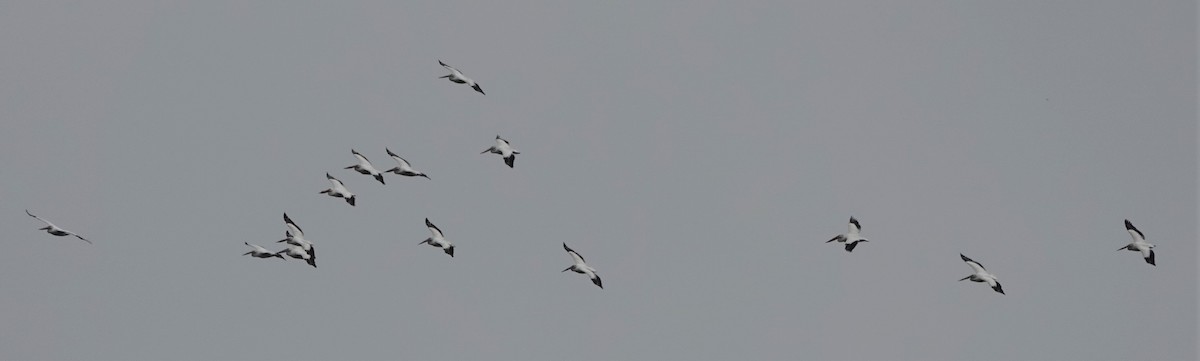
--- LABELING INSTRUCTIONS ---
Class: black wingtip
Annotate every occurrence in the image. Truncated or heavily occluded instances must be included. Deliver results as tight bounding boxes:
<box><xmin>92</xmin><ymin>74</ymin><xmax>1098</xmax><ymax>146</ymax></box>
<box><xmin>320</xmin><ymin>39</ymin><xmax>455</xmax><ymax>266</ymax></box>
<box><xmin>375</xmin><ymin>173</ymin><xmax>385</xmax><ymax>185</ymax></box>
<box><xmin>473</xmin><ymin>84</ymin><xmax>484</xmax><ymax>95</ymax></box>
<box><xmin>1124</xmin><ymin>219</ymin><xmax>1134</xmax><ymax>229</ymax></box>
<box><xmin>504</xmin><ymin>155</ymin><xmax>515</xmax><ymax>168</ymax></box>
<box><xmin>446</xmin><ymin>246</ymin><xmax>455</xmax><ymax>257</ymax></box>
<box><xmin>346</xmin><ymin>196</ymin><xmax>356</xmax><ymax>206</ymax></box>
<box><xmin>386</xmin><ymin>148</ymin><xmax>397</xmax><ymax>157</ymax></box>
<box><xmin>593</xmin><ymin>276</ymin><xmax>603</xmax><ymax>289</ymax></box>
<box><xmin>563</xmin><ymin>242</ymin><xmax>572</xmax><ymax>252</ymax></box>
<box><xmin>1146</xmin><ymin>250</ymin><xmax>1156</xmax><ymax>266</ymax></box>
<box><xmin>844</xmin><ymin>241</ymin><xmax>859</xmax><ymax>252</ymax></box>
<box><xmin>425</xmin><ymin>218</ymin><xmax>434</xmax><ymax>227</ymax></box>
<box><xmin>960</xmin><ymin>253</ymin><xmax>970</xmax><ymax>262</ymax></box>
<box><xmin>993</xmin><ymin>283</ymin><xmax>1005</xmax><ymax>295</ymax></box>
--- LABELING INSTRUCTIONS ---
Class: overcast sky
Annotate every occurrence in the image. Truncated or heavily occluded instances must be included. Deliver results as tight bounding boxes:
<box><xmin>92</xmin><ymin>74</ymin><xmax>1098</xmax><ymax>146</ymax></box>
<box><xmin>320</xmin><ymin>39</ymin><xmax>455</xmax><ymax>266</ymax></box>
<box><xmin>0</xmin><ymin>1</ymin><xmax>1195</xmax><ymax>360</ymax></box>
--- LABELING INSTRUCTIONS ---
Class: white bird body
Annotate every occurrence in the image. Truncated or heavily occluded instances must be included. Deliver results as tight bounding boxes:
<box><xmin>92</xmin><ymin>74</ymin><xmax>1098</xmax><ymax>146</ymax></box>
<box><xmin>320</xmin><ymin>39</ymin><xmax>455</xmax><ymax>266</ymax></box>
<box><xmin>1119</xmin><ymin>219</ymin><xmax>1156</xmax><ymax>266</ymax></box>
<box><xmin>26</xmin><ymin>209</ymin><xmax>91</xmax><ymax>244</ymax></box>
<box><xmin>385</xmin><ymin>148</ymin><xmax>429</xmax><ymax>179</ymax></box>
<box><xmin>481</xmin><ymin>135</ymin><xmax>520</xmax><ymax>168</ymax></box>
<box><xmin>959</xmin><ymin>253</ymin><xmax>1004</xmax><ymax>294</ymax></box>
<box><xmin>277</xmin><ymin>245</ymin><xmax>315</xmax><ymax>267</ymax></box>
<box><xmin>562</xmin><ymin>243</ymin><xmax>603</xmax><ymax>289</ymax></box>
<box><xmin>278</xmin><ymin>213</ymin><xmax>316</xmax><ymax>267</ymax></box>
<box><xmin>826</xmin><ymin>216</ymin><xmax>868</xmax><ymax>252</ymax></box>
<box><xmin>439</xmin><ymin>60</ymin><xmax>485</xmax><ymax>95</ymax></box>
<box><xmin>319</xmin><ymin>173</ymin><xmax>356</xmax><ymax>206</ymax></box>
<box><xmin>346</xmin><ymin>149</ymin><xmax>386</xmax><ymax>185</ymax></box>
<box><xmin>419</xmin><ymin>218</ymin><xmax>455</xmax><ymax>257</ymax></box>
<box><xmin>244</xmin><ymin>242</ymin><xmax>284</xmax><ymax>259</ymax></box>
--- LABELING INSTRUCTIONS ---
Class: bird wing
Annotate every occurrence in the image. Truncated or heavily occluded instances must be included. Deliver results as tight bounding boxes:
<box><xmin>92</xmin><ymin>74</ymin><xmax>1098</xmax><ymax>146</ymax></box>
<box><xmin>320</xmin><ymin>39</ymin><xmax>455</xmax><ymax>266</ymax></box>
<box><xmin>352</xmin><ymin>150</ymin><xmax>372</xmax><ymax>166</ymax></box>
<box><xmin>327</xmin><ymin>174</ymin><xmax>346</xmax><ymax>188</ymax></box>
<box><xmin>439</xmin><ymin>60</ymin><xmax>463</xmax><ymax>77</ymax></box>
<box><xmin>848</xmin><ymin>217</ymin><xmax>861</xmax><ymax>234</ymax></box>
<box><xmin>1125</xmin><ymin>219</ymin><xmax>1145</xmax><ymax>242</ymax></box>
<box><xmin>25</xmin><ymin>210</ymin><xmax>55</xmax><ymax>227</ymax></box>
<box><xmin>283</xmin><ymin>213</ymin><xmax>304</xmax><ymax>237</ymax></box>
<box><xmin>426</xmin><ymin>218</ymin><xmax>444</xmax><ymax>239</ymax></box>
<box><xmin>564</xmin><ymin>243</ymin><xmax>587</xmax><ymax>264</ymax></box>
<box><xmin>1138</xmin><ymin>245</ymin><xmax>1152</xmax><ymax>259</ymax></box>
<box><xmin>961</xmin><ymin>253</ymin><xmax>987</xmax><ymax>273</ymax></box>
<box><xmin>74</xmin><ymin>234</ymin><xmax>92</xmax><ymax>244</ymax></box>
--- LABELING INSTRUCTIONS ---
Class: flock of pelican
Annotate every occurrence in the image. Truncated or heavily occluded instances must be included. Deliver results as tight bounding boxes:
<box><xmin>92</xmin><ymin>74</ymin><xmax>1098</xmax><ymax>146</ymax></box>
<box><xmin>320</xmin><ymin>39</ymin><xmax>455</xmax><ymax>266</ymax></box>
<box><xmin>25</xmin><ymin>61</ymin><xmax>1162</xmax><ymax>292</ymax></box>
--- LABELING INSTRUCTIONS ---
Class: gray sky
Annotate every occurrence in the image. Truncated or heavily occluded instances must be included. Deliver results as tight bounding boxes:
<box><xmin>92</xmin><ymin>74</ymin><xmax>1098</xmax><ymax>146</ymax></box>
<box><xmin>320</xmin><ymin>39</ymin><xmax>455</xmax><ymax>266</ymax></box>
<box><xmin>0</xmin><ymin>1</ymin><xmax>1195</xmax><ymax>360</ymax></box>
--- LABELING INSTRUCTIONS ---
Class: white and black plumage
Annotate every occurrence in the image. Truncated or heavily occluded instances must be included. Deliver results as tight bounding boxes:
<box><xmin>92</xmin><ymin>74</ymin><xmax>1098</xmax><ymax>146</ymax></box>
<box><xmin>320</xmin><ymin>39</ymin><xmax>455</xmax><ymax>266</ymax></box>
<box><xmin>345</xmin><ymin>149</ymin><xmax>386</xmax><ymax>185</ymax></box>
<box><xmin>25</xmin><ymin>209</ymin><xmax>91</xmax><ymax>244</ymax></box>
<box><xmin>277</xmin><ymin>213</ymin><xmax>316</xmax><ymax>267</ymax></box>
<box><xmin>959</xmin><ymin>254</ymin><xmax>1004</xmax><ymax>295</ymax></box>
<box><xmin>562</xmin><ymin>243</ymin><xmax>602</xmax><ymax>289</ymax></box>
<box><xmin>1119</xmin><ymin>219</ymin><xmax>1156</xmax><ymax>266</ymax></box>
<box><xmin>319</xmin><ymin>172</ymin><xmax>356</xmax><ymax>206</ymax></box>
<box><xmin>826</xmin><ymin>216</ymin><xmax>868</xmax><ymax>252</ymax></box>
<box><xmin>481</xmin><ymin>135</ymin><xmax>520</xmax><ymax>168</ymax></box>
<box><xmin>384</xmin><ymin>148</ymin><xmax>429</xmax><ymax>179</ymax></box>
<box><xmin>244</xmin><ymin>242</ymin><xmax>284</xmax><ymax>259</ymax></box>
<box><xmin>438</xmin><ymin>60</ymin><xmax>484</xmax><ymax>95</ymax></box>
<box><xmin>419</xmin><ymin>218</ymin><xmax>455</xmax><ymax>257</ymax></box>
<box><xmin>276</xmin><ymin>245</ymin><xmax>315</xmax><ymax>268</ymax></box>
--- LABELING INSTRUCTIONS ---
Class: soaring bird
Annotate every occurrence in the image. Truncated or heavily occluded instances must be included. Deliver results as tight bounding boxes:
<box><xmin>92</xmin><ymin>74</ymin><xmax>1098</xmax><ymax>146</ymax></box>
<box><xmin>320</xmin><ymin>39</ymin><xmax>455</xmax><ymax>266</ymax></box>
<box><xmin>562</xmin><ymin>243</ymin><xmax>603</xmax><ymax>289</ymax></box>
<box><xmin>384</xmin><ymin>148</ymin><xmax>430</xmax><ymax>179</ymax></box>
<box><xmin>319</xmin><ymin>173</ymin><xmax>357</xmax><ymax>206</ymax></box>
<box><xmin>1118</xmin><ymin>219</ymin><xmax>1156</xmax><ymax>266</ymax></box>
<box><xmin>481</xmin><ymin>135</ymin><xmax>520</xmax><ymax>168</ymax></box>
<box><xmin>438</xmin><ymin>60</ymin><xmax>485</xmax><ymax>95</ymax></box>
<box><xmin>959</xmin><ymin>253</ymin><xmax>1004</xmax><ymax>295</ymax></box>
<box><xmin>277</xmin><ymin>213</ymin><xmax>316</xmax><ymax>267</ymax></box>
<box><xmin>826</xmin><ymin>216</ymin><xmax>868</xmax><ymax>252</ymax></box>
<box><xmin>277</xmin><ymin>245</ymin><xmax>315</xmax><ymax>268</ymax></box>
<box><xmin>244</xmin><ymin>242</ymin><xmax>284</xmax><ymax>259</ymax></box>
<box><xmin>419</xmin><ymin>218</ymin><xmax>455</xmax><ymax>257</ymax></box>
<box><xmin>346</xmin><ymin>149</ymin><xmax>386</xmax><ymax>185</ymax></box>
<box><xmin>25</xmin><ymin>209</ymin><xmax>91</xmax><ymax>244</ymax></box>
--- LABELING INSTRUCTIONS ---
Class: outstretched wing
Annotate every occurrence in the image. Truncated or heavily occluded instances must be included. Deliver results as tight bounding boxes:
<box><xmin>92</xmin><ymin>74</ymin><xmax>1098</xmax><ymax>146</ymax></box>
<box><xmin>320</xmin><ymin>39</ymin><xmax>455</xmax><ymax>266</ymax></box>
<box><xmin>25</xmin><ymin>209</ymin><xmax>54</xmax><ymax>227</ymax></box>
<box><xmin>961</xmin><ymin>253</ymin><xmax>986</xmax><ymax>273</ymax></box>
<box><xmin>564</xmin><ymin>243</ymin><xmax>587</xmax><ymax>264</ymax></box>
<box><xmin>848</xmin><ymin>217</ymin><xmax>862</xmax><ymax>234</ymax></box>
<box><xmin>284</xmin><ymin>213</ymin><xmax>304</xmax><ymax>237</ymax></box>
<box><xmin>352</xmin><ymin>149</ymin><xmax>372</xmax><ymax>166</ymax></box>
<box><xmin>1125</xmin><ymin>219</ymin><xmax>1145</xmax><ymax>242</ymax></box>
<box><xmin>426</xmin><ymin>218</ymin><xmax>444</xmax><ymax>238</ymax></box>
<box><xmin>386</xmin><ymin>148</ymin><xmax>413</xmax><ymax>168</ymax></box>
<box><xmin>439</xmin><ymin>60</ymin><xmax>463</xmax><ymax>76</ymax></box>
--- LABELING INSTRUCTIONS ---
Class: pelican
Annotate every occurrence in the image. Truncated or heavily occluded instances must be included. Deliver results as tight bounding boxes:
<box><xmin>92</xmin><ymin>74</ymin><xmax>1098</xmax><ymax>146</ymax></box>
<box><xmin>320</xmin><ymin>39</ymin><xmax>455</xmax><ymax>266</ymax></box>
<box><xmin>826</xmin><ymin>216</ymin><xmax>868</xmax><ymax>252</ymax></box>
<box><xmin>481</xmin><ymin>135</ymin><xmax>519</xmax><ymax>168</ymax></box>
<box><xmin>345</xmin><ymin>149</ymin><xmax>386</xmax><ymax>185</ymax></box>
<box><xmin>384</xmin><ymin>148</ymin><xmax>430</xmax><ymax>179</ymax></box>
<box><xmin>319</xmin><ymin>172</ymin><xmax>356</xmax><ymax>206</ymax></box>
<box><xmin>959</xmin><ymin>254</ymin><xmax>1004</xmax><ymax>295</ymax></box>
<box><xmin>419</xmin><ymin>218</ymin><xmax>455</xmax><ymax>257</ymax></box>
<box><xmin>277</xmin><ymin>213</ymin><xmax>316</xmax><ymax>267</ymax></box>
<box><xmin>1118</xmin><ymin>219</ymin><xmax>1155</xmax><ymax>266</ymax></box>
<box><xmin>25</xmin><ymin>209</ymin><xmax>91</xmax><ymax>244</ymax></box>
<box><xmin>438</xmin><ymin>60</ymin><xmax>484</xmax><ymax>95</ymax></box>
<box><xmin>244</xmin><ymin>242</ymin><xmax>284</xmax><ymax>259</ymax></box>
<box><xmin>562</xmin><ymin>243</ymin><xmax>602</xmax><ymax>289</ymax></box>
<box><xmin>276</xmin><ymin>245</ymin><xmax>315</xmax><ymax>267</ymax></box>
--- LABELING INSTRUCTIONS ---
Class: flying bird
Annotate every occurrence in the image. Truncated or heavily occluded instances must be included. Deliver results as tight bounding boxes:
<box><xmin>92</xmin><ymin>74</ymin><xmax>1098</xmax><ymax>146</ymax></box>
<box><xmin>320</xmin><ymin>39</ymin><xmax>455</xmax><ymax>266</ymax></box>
<box><xmin>319</xmin><ymin>173</ymin><xmax>357</xmax><ymax>206</ymax></box>
<box><xmin>244</xmin><ymin>242</ymin><xmax>284</xmax><ymax>259</ymax></box>
<box><xmin>384</xmin><ymin>148</ymin><xmax>430</xmax><ymax>179</ymax></box>
<box><xmin>438</xmin><ymin>60</ymin><xmax>485</xmax><ymax>95</ymax></box>
<box><xmin>562</xmin><ymin>243</ymin><xmax>603</xmax><ymax>289</ymax></box>
<box><xmin>346</xmin><ymin>149</ymin><xmax>386</xmax><ymax>185</ymax></box>
<box><xmin>277</xmin><ymin>213</ymin><xmax>316</xmax><ymax>267</ymax></box>
<box><xmin>481</xmin><ymin>135</ymin><xmax>520</xmax><ymax>168</ymax></box>
<box><xmin>1118</xmin><ymin>219</ymin><xmax>1155</xmax><ymax>266</ymax></box>
<box><xmin>277</xmin><ymin>245</ymin><xmax>315</xmax><ymax>267</ymax></box>
<box><xmin>25</xmin><ymin>209</ymin><xmax>91</xmax><ymax>244</ymax></box>
<box><xmin>419</xmin><ymin>218</ymin><xmax>455</xmax><ymax>257</ymax></box>
<box><xmin>826</xmin><ymin>216</ymin><xmax>868</xmax><ymax>252</ymax></box>
<box><xmin>959</xmin><ymin>253</ymin><xmax>1004</xmax><ymax>295</ymax></box>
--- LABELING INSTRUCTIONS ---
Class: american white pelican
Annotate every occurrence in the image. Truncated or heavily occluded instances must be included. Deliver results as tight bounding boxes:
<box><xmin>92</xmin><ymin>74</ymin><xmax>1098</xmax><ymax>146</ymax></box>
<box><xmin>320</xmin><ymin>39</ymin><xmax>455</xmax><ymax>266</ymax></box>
<box><xmin>277</xmin><ymin>245</ymin><xmax>315</xmax><ymax>267</ymax></box>
<box><xmin>959</xmin><ymin>253</ymin><xmax>1004</xmax><ymax>295</ymax></box>
<box><xmin>562</xmin><ymin>243</ymin><xmax>602</xmax><ymax>289</ymax></box>
<box><xmin>826</xmin><ymin>216</ymin><xmax>868</xmax><ymax>252</ymax></box>
<box><xmin>346</xmin><ymin>149</ymin><xmax>386</xmax><ymax>185</ymax></box>
<box><xmin>244</xmin><ymin>242</ymin><xmax>284</xmax><ymax>259</ymax></box>
<box><xmin>438</xmin><ymin>60</ymin><xmax>485</xmax><ymax>95</ymax></box>
<box><xmin>1119</xmin><ymin>219</ymin><xmax>1156</xmax><ymax>266</ymax></box>
<box><xmin>481</xmin><ymin>135</ymin><xmax>519</xmax><ymax>168</ymax></box>
<box><xmin>319</xmin><ymin>173</ymin><xmax>356</xmax><ymax>206</ymax></box>
<box><xmin>384</xmin><ymin>148</ymin><xmax>429</xmax><ymax>179</ymax></box>
<box><xmin>419</xmin><ymin>218</ymin><xmax>455</xmax><ymax>257</ymax></box>
<box><xmin>278</xmin><ymin>213</ymin><xmax>316</xmax><ymax>267</ymax></box>
<box><xmin>25</xmin><ymin>209</ymin><xmax>91</xmax><ymax>244</ymax></box>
